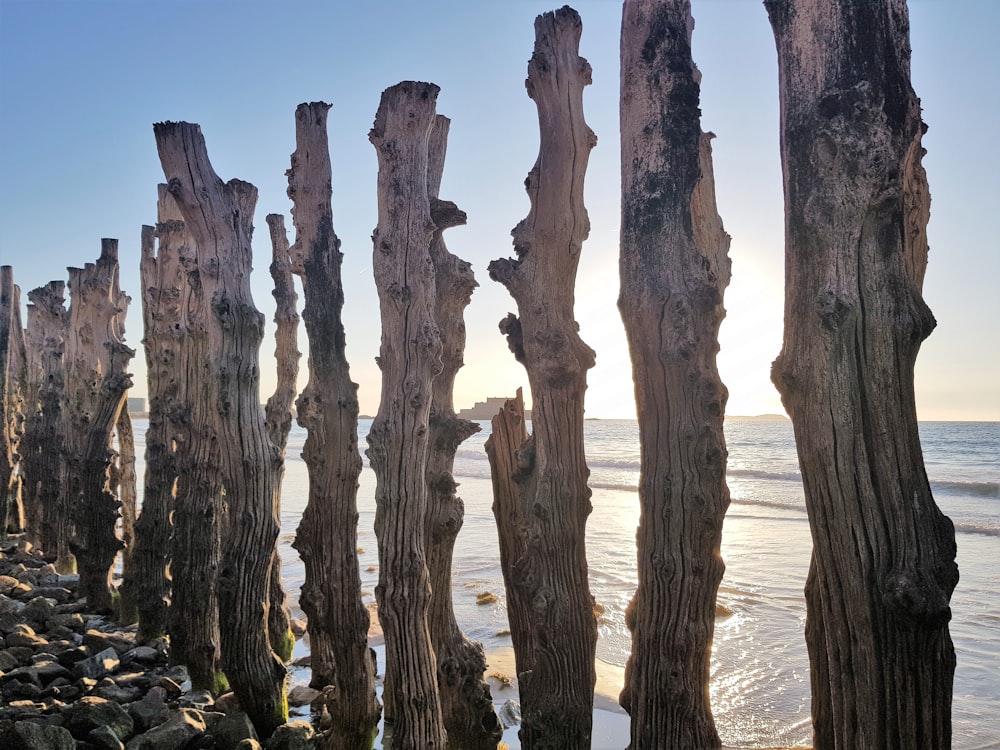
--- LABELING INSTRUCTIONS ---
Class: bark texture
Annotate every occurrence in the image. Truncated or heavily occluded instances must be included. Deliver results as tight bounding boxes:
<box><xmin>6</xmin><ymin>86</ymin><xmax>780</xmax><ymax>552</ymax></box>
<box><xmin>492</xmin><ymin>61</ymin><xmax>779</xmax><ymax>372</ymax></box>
<box><xmin>263</xmin><ymin>213</ymin><xmax>300</xmax><ymax>664</ymax></box>
<box><xmin>285</xmin><ymin>101</ymin><xmax>380</xmax><ymax>749</ymax></box>
<box><xmin>486</xmin><ymin>8</ymin><xmax>598</xmax><ymax>747</ymax></box>
<box><xmin>149</xmin><ymin>186</ymin><xmax>225</xmax><ymax>691</ymax></box>
<box><xmin>24</xmin><ymin>282</ymin><xmax>69</xmax><ymax>563</ymax></box>
<box><xmin>367</xmin><ymin>81</ymin><xmax>446</xmax><ymax>750</ymax></box>
<box><xmin>123</xmin><ymin>219</ymin><xmax>179</xmax><ymax>643</ymax></box>
<box><xmin>618</xmin><ymin>2</ymin><xmax>732</xmax><ymax>747</ymax></box>
<box><xmin>424</xmin><ymin>115</ymin><xmax>501</xmax><ymax>750</ymax></box>
<box><xmin>155</xmin><ymin>122</ymin><xmax>287</xmax><ymax>735</ymax></box>
<box><xmin>114</xmin><ymin>405</ymin><xmax>138</xmax><ymax>623</ymax></box>
<box><xmin>1</xmin><ymin>267</ymin><xmax>27</xmax><ymax>538</ymax></box>
<box><xmin>63</xmin><ymin>240</ymin><xmax>134</xmax><ymax>612</ymax></box>
<box><xmin>766</xmin><ymin>2</ymin><xmax>957</xmax><ymax>748</ymax></box>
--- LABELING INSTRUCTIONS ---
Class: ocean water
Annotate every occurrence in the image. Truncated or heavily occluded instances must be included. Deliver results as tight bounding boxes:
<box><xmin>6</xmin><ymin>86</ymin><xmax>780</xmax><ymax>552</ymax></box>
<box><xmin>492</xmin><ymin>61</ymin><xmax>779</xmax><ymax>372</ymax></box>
<box><xmin>132</xmin><ymin>417</ymin><xmax>1000</xmax><ymax>748</ymax></box>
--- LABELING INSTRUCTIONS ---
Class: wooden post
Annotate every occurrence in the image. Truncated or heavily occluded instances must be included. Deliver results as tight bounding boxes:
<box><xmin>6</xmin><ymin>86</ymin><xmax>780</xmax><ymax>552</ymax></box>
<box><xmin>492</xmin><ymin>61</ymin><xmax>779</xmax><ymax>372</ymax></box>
<box><xmin>155</xmin><ymin>122</ymin><xmax>287</xmax><ymax>735</ymax></box>
<box><xmin>367</xmin><ymin>81</ymin><xmax>447</xmax><ymax>750</ymax></box>
<box><xmin>24</xmin><ymin>281</ymin><xmax>69</xmax><ymax>563</ymax></box>
<box><xmin>424</xmin><ymin>115</ymin><xmax>501</xmax><ymax>749</ymax></box>
<box><xmin>263</xmin><ymin>212</ymin><xmax>300</xmax><ymax>663</ymax></box>
<box><xmin>63</xmin><ymin>240</ymin><xmax>134</xmax><ymax>613</ymax></box>
<box><xmin>766</xmin><ymin>2</ymin><xmax>957</xmax><ymax>747</ymax></box>
<box><xmin>486</xmin><ymin>8</ymin><xmax>598</xmax><ymax>747</ymax></box>
<box><xmin>1</xmin><ymin>266</ymin><xmax>28</xmax><ymax>538</ymax></box>
<box><xmin>618</xmin><ymin>2</ymin><xmax>732</xmax><ymax>747</ymax></box>
<box><xmin>285</xmin><ymin>101</ymin><xmax>380</xmax><ymax>749</ymax></box>
<box><xmin>122</xmin><ymin>219</ymin><xmax>179</xmax><ymax>642</ymax></box>
<box><xmin>114</xmin><ymin>405</ymin><xmax>138</xmax><ymax>622</ymax></box>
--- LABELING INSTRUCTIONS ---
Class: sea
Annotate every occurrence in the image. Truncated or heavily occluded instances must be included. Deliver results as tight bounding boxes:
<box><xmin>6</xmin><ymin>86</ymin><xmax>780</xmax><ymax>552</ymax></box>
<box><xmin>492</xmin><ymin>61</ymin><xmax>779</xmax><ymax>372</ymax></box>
<box><xmin>130</xmin><ymin>417</ymin><xmax>1000</xmax><ymax>748</ymax></box>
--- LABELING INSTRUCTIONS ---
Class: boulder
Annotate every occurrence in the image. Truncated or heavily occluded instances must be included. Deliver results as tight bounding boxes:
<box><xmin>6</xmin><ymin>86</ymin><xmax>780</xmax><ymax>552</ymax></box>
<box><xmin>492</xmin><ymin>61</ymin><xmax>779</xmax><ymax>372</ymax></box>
<box><xmin>128</xmin><ymin>686</ymin><xmax>171</xmax><ymax>732</ymax></box>
<box><xmin>207</xmin><ymin>711</ymin><xmax>258</xmax><ymax>750</ymax></box>
<box><xmin>125</xmin><ymin>708</ymin><xmax>206</xmax><ymax>750</ymax></box>
<box><xmin>62</xmin><ymin>696</ymin><xmax>134</xmax><ymax>741</ymax></box>
<box><xmin>88</xmin><ymin>723</ymin><xmax>127</xmax><ymax>750</ymax></box>
<box><xmin>8</xmin><ymin>720</ymin><xmax>76</xmax><ymax>750</ymax></box>
<box><xmin>74</xmin><ymin>647</ymin><xmax>121</xmax><ymax>679</ymax></box>
<box><xmin>263</xmin><ymin>721</ymin><xmax>314</xmax><ymax>750</ymax></box>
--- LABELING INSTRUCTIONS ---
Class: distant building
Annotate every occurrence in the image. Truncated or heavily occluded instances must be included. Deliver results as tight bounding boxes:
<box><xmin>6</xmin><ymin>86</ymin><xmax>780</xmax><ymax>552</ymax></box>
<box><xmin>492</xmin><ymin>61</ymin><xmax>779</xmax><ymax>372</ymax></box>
<box><xmin>456</xmin><ymin>397</ymin><xmax>531</xmax><ymax>421</ymax></box>
<box><xmin>127</xmin><ymin>396</ymin><xmax>147</xmax><ymax>416</ymax></box>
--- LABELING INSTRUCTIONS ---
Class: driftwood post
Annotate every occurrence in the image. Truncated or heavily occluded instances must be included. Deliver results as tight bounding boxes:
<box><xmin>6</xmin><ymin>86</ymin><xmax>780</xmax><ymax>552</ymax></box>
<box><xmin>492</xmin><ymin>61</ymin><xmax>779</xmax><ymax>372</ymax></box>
<box><xmin>424</xmin><ymin>115</ymin><xmax>502</xmax><ymax>749</ymax></box>
<box><xmin>123</xmin><ymin>219</ymin><xmax>180</xmax><ymax>642</ymax></box>
<box><xmin>766</xmin><ymin>2</ymin><xmax>958</xmax><ymax>748</ymax></box>
<box><xmin>1</xmin><ymin>266</ymin><xmax>28</xmax><ymax>537</ymax></box>
<box><xmin>114</xmin><ymin>405</ymin><xmax>138</xmax><ymax>622</ymax></box>
<box><xmin>263</xmin><ymin>213</ymin><xmax>299</xmax><ymax>663</ymax></box>
<box><xmin>486</xmin><ymin>8</ymin><xmax>598</xmax><ymax>747</ymax></box>
<box><xmin>148</xmin><ymin>187</ymin><xmax>226</xmax><ymax>690</ymax></box>
<box><xmin>155</xmin><ymin>122</ymin><xmax>288</xmax><ymax>734</ymax></box>
<box><xmin>285</xmin><ymin>101</ymin><xmax>380</xmax><ymax>748</ymax></box>
<box><xmin>62</xmin><ymin>240</ymin><xmax>134</xmax><ymax>612</ymax></box>
<box><xmin>24</xmin><ymin>282</ymin><xmax>69</xmax><ymax>563</ymax></box>
<box><xmin>618</xmin><ymin>1</ymin><xmax>733</xmax><ymax>747</ymax></box>
<box><xmin>367</xmin><ymin>81</ymin><xmax>447</xmax><ymax>750</ymax></box>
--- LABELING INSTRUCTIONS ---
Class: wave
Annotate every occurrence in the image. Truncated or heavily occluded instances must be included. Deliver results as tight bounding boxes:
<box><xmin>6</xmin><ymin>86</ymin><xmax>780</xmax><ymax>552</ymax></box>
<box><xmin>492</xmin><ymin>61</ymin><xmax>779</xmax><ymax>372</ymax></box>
<box><xmin>932</xmin><ymin>480</ymin><xmax>999</xmax><ymax>498</ymax></box>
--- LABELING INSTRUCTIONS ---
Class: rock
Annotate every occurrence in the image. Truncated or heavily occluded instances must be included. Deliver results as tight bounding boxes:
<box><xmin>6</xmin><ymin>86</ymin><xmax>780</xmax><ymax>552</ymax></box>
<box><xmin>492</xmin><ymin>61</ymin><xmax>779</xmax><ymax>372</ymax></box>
<box><xmin>289</xmin><ymin>619</ymin><xmax>307</xmax><ymax>637</ymax></box>
<box><xmin>32</xmin><ymin>660</ymin><xmax>73</xmax><ymax>685</ymax></box>
<box><xmin>9</xmin><ymin>720</ymin><xmax>76</xmax><ymax>750</ymax></box>
<box><xmin>208</xmin><ymin>711</ymin><xmax>258</xmax><ymax>750</ymax></box>
<box><xmin>0</xmin><ymin>649</ymin><xmax>19</xmax><ymax>670</ymax></box>
<box><xmin>21</xmin><ymin>597</ymin><xmax>58</xmax><ymax>627</ymax></box>
<box><xmin>497</xmin><ymin>698</ymin><xmax>521</xmax><ymax>729</ymax></box>
<box><xmin>0</xmin><ymin>575</ymin><xmax>19</xmax><ymax>596</ymax></box>
<box><xmin>286</xmin><ymin>685</ymin><xmax>321</xmax><ymax>707</ymax></box>
<box><xmin>45</xmin><ymin>613</ymin><xmax>85</xmax><ymax>634</ymax></box>
<box><xmin>123</xmin><ymin>646</ymin><xmax>162</xmax><ymax>666</ymax></box>
<box><xmin>235</xmin><ymin>740</ymin><xmax>263</xmax><ymax>750</ymax></box>
<box><xmin>95</xmin><ymin>682</ymin><xmax>143</xmax><ymax>703</ymax></box>
<box><xmin>62</xmin><ymin>696</ymin><xmax>134</xmax><ymax>741</ymax></box>
<box><xmin>128</xmin><ymin>686</ymin><xmax>171</xmax><ymax>732</ymax></box>
<box><xmin>214</xmin><ymin>691</ymin><xmax>242</xmax><ymax>714</ymax></box>
<box><xmin>84</xmin><ymin>629</ymin><xmax>136</xmax><ymax>656</ymax></box>
<box><xmin>56</xmin><ymin>645</ymin><xmax>90</xmax><ymax>669</ymax></box>
<box><xmin>88</xmin><ymin>723</ymin><xmax>127</xmax><ymax>750</ymax></box>
<box><xmin>5</xmin><ymin>623</ymin><xmax>49</xmax><ymax>648</ymax></box>
<box><xmin>29</xmin><ymin>587</ymin><xmax>74</xmax><ymax>603</ymax></box>
<box><xmin>125</xmin><ymin>708</ymin><xmax>206</xmax><ymax>750</ymax></box>
<box><xmin>263</xmin><ymin>721</ymin><xmax>314</xmax><ymax>750</ymax></box>
<box><xmin>150</xmin><ymin>676</ymin><xmax>183</xmax><ymax>700</ymax></box>
<box><xmin>180</xmin><ymin>688</ymin><xmax>215</xmax><ymax>711</ymax></box>
<box><xmin>74</xmin><ymin>647</ymin><xmax>121</xmax><ymax>679</ymax></box>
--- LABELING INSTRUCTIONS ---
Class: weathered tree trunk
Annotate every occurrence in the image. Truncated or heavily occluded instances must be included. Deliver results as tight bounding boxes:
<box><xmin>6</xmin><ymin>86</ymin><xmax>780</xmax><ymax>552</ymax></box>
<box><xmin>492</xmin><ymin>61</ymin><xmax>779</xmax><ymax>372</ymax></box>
<box><xmin>423</xmin><ymin>114</ymin><xmax>501</xmax><ymax>749</ymax></box>
<box><xmin>486</xmin><ymin>8</ymin><xmax>597</xmax><ymax>748</ymax></box>
<box><xmin>1</xmin><ymin>266</ymin><xmax>28</xmax><ymax>538</ymax></box>
<box><xmin>285</xmin><ymin>101</ymin><xmax>380</xmax><ymax>750</ymax></box>
<box><xmin>24</xmin><ymin>282</ymin><xmax>69</xmax><ymax>564</ymax></box>
<box><xmin>115</xmin><ymin>403</ymin><xmax>138</xmax><ymax>622</ymax></box>
<box><xmin>483</xmin><ymin>390</ymin><xmax>533</xmax><ymax>678</ymax></box>
<box><xmin>155</xmin><ymin>122</ymin><xmax>287</xmax><ymax>735</ymax></box>
<box><xmin>367</xmin><ymin>81</ymin><xmax>447</xmax><ymax>750</ymax></box>
<box><xmin>263</xmin><ymin>213</ymin><xmax>300</xmax><ymax>664</ymax></box>
<box><xmin>20</xmin><ymin>300</ymin><xmax>44</xmax><ymax>549</ymax></box>
<box><xmin>148</xmin><ymin>187</ymin><xmax>225</xmax><ymax>692</ymax></box>
<box><xmin>618</xmin><ymin>2</ymin><xmax>732</xmax><ymax>747</ymax></box>
<box><xmin>122</xmin><ymin>220</ymin><xmax>177</xmax><ymax>642</ymax></box>
<box><xmin>63</xmin><ymin>240</ymin><xmax>134</xmax><ymax>613</ymax></box>
<box><xmin>765</xmin><ymin>2</ymin><xmax>958</xmax><ymax>748</ymax></box>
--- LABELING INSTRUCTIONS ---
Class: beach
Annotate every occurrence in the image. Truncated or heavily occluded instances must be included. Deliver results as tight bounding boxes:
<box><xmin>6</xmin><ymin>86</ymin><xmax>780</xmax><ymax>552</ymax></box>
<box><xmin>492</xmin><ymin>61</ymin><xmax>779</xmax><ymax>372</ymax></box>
<box><xmin>131</xmin><ymin>417</ymin><xmax>998</xmax><ymax>748</ymax></box>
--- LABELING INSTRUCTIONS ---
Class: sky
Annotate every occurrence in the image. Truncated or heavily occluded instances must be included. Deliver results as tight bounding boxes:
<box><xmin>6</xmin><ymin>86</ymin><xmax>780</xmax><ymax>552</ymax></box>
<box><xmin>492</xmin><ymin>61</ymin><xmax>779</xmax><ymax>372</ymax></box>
<box><xmin>1</xmin><ymin>0</ymin><xmax>997</xmax><ymax>421</ymax></box>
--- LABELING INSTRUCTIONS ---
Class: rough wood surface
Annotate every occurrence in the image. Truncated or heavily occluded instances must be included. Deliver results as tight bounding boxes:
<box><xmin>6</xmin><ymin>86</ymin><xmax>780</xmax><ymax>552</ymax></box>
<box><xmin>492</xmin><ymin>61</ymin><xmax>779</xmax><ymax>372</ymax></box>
<box><xmin>618</xmin><ymin>2</ymin><xmax>732</xmax><ymax>747</ymax></box>
<box><xmin>1</xmin><ymin>266</ymin><xmax>27</xmax><ymax>538</ymax></box>
<box><xmin>62</xmin><ymin>239</ymin><xmax>134</xmax><ymax>612</ymax></box>
<box><xmin>367</xmin><ymin>81</ymin><xmax>447</xmax><ymax>750</ymax></box>
<box><xmin>766</xmin><ymin>2</ymin><xmax>957</xmax><ymax>747</ymax></box>
<box><xmin>122</xmin><ymin>218</ymin><xmax>179</xmax><ymax>642</ymax></box>
<box><xmin>114</xmin><ymin>405</ymin><xmax>138</xmax><ymax>623</ymax></box>
<box><xmin>263</xmin><ymin>213</ymin><xmax>300</xmax><ymax>664</ymax></box>
<box><xmin>285</xmin><ymin>101</ymin><xmax>380</xmax><ymax>749</ymax></box>
<box><xmin>486</xmin><ymin>8</ymin><xmax>598</xmax><ymax>748</ymax></box>
<box><xmin>424</xmin><ymin>114</ymin><xmax>501</xmax><ymax>749</ymax></box>
<box><xmin>155</xmin><ymin>122</ymin><xmax>287</xmax><ymax>734</ymax></box>
<box><xmin>147</xmin><ymin>186</ymin><xmax>225</xmax><ymax>691</ymax></box>
<box><xmin>23</xmin><ymin>282</ymin><xmax>69</xmax><ymax>563</ymax></box>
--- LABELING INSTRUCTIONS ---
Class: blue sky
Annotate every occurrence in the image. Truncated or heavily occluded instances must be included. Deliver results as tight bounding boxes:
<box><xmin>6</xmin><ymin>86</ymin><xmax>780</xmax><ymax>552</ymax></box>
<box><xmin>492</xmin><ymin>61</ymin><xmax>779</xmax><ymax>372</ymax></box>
<box><xmin>1</xmin><ymin>0</ymin><xmax>997</xmax><ymax>420</ymax></box>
